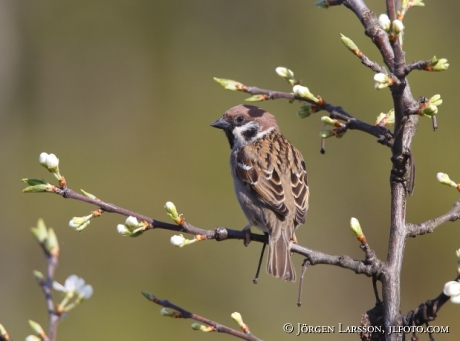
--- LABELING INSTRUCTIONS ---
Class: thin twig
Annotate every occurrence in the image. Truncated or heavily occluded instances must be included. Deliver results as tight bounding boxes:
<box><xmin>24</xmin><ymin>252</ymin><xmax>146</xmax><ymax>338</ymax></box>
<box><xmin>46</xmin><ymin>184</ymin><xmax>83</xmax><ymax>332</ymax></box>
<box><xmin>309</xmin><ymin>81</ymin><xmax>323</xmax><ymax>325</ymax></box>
<box><xmin>142</xmin><ymin>293</ymin><xmax>263</xmax><ymax>341</ymax></box>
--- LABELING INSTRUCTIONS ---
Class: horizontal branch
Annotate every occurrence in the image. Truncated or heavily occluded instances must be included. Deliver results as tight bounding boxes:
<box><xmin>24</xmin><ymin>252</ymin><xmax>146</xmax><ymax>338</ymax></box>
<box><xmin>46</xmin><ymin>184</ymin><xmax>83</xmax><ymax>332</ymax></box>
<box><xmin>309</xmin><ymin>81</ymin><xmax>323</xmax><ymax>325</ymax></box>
<box><xmin>142</xmin><ymin>292</ymin><xmax>262</xmax><ymax>341</ymax></box>
<box><xmin>46</xmin><ymin>186</ymin><xmax>384</xmax><ymax>277</ymax></box>
<box><xmin>406</xmin><ymin>200</ymin><xmax>460</xmax><ymax>237</ymax></box>
<box><xmin>292</xmin><ymin>244</ymin><xmax>385</xmax><ymax>277</ymax></box>
<box><xmin>236</xmin><ymin>86</ymin><xmax>394</xmax><ymax>147</ymax></box>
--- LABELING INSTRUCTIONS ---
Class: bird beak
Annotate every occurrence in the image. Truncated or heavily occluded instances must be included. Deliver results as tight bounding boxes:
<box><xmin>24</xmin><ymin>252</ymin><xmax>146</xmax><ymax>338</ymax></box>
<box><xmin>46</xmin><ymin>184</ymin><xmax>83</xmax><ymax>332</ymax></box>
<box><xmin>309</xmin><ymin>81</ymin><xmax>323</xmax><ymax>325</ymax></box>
<box><xmin>210</xmin><ymin>117</ymin><xmax>229</xmax><ymax>130</ymax></box>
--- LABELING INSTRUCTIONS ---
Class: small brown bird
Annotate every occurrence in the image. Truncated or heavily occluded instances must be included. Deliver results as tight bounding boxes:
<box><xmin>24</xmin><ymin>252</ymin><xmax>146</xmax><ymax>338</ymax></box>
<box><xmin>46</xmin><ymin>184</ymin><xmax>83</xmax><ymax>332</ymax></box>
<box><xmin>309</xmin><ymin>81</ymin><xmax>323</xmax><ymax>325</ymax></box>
<box><xmin>211</xmin><ymin>105</ymin><xmax>309</xmax><ymax>281</ymax></box>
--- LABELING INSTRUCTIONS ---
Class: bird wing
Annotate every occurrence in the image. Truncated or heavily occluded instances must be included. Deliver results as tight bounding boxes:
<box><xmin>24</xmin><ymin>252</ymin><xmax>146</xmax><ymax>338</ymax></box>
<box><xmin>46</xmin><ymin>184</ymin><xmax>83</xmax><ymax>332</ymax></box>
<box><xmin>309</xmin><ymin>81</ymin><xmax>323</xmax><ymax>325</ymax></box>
<box><xmin>234</xmin><ymin>132</ymin><xmax>308</xmax><ymax>224</ymax></box>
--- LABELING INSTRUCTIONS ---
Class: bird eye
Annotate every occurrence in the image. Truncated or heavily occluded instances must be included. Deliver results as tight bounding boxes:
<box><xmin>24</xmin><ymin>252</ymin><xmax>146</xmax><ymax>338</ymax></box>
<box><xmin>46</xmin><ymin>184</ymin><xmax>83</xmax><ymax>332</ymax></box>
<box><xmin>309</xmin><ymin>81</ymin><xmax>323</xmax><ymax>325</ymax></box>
<box><xmin>235</xmin><ymin>115</ymin><xmax>244</xmax><ymax>124</ymax></box>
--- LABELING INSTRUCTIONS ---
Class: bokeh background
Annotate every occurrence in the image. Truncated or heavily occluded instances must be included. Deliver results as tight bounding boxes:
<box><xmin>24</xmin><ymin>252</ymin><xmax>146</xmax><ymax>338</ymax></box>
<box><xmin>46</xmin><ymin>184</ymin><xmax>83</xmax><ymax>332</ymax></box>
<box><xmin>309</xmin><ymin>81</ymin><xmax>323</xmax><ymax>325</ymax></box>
<box><xmin>1</xmin><ymin>0</ymin><xmax>459</xmax><ymax>340</ymax></box>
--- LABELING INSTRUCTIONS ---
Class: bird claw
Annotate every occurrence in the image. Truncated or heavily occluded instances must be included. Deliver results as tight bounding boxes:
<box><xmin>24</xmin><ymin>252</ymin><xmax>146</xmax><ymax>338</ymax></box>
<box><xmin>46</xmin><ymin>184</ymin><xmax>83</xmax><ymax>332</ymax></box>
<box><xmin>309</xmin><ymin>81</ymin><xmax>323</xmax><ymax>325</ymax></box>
<box><xmin>243</xmin><ymin>225</ymin><xmax>251</xmax><ymax>246</ymax></box>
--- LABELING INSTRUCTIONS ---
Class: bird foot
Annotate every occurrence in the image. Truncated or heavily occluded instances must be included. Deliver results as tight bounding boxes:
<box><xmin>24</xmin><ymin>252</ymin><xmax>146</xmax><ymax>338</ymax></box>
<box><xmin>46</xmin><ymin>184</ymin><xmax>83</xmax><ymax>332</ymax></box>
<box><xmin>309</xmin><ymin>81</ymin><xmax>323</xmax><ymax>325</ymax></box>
<box><xmin>242</xmin><ymin>225</ymin><xmax>251</xmax><ymax>246</ymax></box>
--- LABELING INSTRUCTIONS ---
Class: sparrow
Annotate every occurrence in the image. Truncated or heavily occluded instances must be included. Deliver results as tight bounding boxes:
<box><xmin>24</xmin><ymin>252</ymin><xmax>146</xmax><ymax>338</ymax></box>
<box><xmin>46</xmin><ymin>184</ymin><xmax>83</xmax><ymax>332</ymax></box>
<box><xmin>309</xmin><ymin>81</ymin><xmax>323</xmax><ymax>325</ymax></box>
<box><xmin>210</xmin><ymin>104</ymin><xmax>309</xmax><ymax>281</ymax></box>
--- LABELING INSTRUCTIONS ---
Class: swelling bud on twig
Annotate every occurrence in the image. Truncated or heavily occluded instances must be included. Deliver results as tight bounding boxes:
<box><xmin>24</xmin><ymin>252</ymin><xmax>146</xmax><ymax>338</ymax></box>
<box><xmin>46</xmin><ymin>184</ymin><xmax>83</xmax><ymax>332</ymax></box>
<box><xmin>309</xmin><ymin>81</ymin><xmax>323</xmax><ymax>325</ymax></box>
<box><xmin>31</xmin><ymin>219</ymin><xmax>48</xmax><ymax>244</ymax></box>
<box><xmin>170</xmin><ymin>234</ymin><xmax>204</xmax><ymax>247</ymax></box>
<box><xmin>45</xmin><ymin>227</ymin><xmax>59</xmax><ymax>257</ymax></box>
<box><xmin>33</xmin><ymin>270</ymin><xmax>45</xmax><ymax>284</ymax></box>
<box><xmin>39</xmin><ymin>152</ymin><xmax>63</xmax><ymax>181</ymax></box>
<box><xmin>374</xmin><ymin>73</ymin><xmax>393</xmax><ymax>89</ymax></box>
<box><xmin>213</xmin><ymin>78</ymin><xmax>245</xmax><ymax>91</ymax></box>
<box><xmin>25</xmin><ymin>336</ymin><xmax>40</xmax><ymax>341</ymax></box>
<box><xmin>378</xmin><ymin>14</ymin><xmax>391</xmax><ymax>31</ymax></box>
<box><xmin>392</xmin><ymin>20</ymin><xmax>405</xmax><ymax>34</ymax></box>
<box><xmin>28</xmin><ymin>320</ymin><xmax>46</xmax><ymax>339</ymax></box>
<box><xmin>375</xmin><ymin>109</ymin><xmax>395</xmax><ymax>127</ymax></box>
<box><xmin>160</xmin><ymin>308</ymin><xmax>176</xmax><ymax>317</ymax></box>
<box><xmin>231</xmin><ymin>312</ymin><xmax>250</xmax><ymax>334</ymax></box>
<box><xmin>191</xmin><ymin>323</ymin><xmax>215</xmax><ymax>332</ymax></box>
<box><xmin>443</xmin><ymin>281</ymin><xmax>460</xmax><ymax>304</ymax></box>
<box><xmin>165</xmin><ymin>201</ymin><xmax>184</xmax><ymax>225</ymax></box>
<box><xmin>297</xmin><ymin>103</ymin><xmax>316</xmax><ymax>118</ymax></box>
<box><xmin>350</xmin><ymin>217</ymin><xmax>366</xmax><ymax>243</ymax></box>
<box><xmin>427</xmin><ymin>57</ymin><xmax>449</xmax><ymax>72</ymax></box>
<box><xmin>436</xmin><ymin>173</ymin><xmax>458</xmax><ymax>188</ymax></box>
<box><xmin>293</xmin><ymin>85</ymin><xmax>321</xmax><ymax>103</ymax></box>
<box><xmin>275</xmin><ymin>67</ymin><xmax>297</xmax><ymax>86</ymax></box>
<box><xmin>340</xmin><ymin>34</ymin><xmax>362</xmax><ymax>57</ymax></box>
<box><xmin>245</xmin><ymin>95</ymin><xmax>268</xmax><ymax>102</ymax></box>
<box><xmin>116</xmin><ymin>216</ymin><xmax>147</xmax><ymax>237</ymax></box>
<box><xmin>69</xmin><ymin>214</ymin><xmax>93</xmax><ymax>232</ymax></box>
<box><xmin>321</xmin><ymin>116</ymin><xmax>344</xmax><ymax>128</ymax></box>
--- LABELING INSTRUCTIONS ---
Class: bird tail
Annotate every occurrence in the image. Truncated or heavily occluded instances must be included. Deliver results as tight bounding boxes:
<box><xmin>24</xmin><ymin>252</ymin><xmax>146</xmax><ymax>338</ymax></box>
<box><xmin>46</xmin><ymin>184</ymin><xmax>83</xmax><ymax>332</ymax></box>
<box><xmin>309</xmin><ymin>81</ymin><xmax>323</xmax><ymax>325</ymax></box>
<box><xmin>266</xmin><ymin>227</ymin><xmax>296</xmax><ymax>282</ymax></box>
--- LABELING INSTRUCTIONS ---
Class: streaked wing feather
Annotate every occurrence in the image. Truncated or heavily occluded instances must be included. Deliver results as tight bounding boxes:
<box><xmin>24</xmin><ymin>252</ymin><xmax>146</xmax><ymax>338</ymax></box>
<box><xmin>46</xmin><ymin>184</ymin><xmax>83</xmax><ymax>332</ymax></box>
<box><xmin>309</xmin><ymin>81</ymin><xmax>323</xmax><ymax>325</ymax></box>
<box><xmin>235</xmin><ymin>146</ymin><xmax>289</xmax><ymax>217</ymax></box>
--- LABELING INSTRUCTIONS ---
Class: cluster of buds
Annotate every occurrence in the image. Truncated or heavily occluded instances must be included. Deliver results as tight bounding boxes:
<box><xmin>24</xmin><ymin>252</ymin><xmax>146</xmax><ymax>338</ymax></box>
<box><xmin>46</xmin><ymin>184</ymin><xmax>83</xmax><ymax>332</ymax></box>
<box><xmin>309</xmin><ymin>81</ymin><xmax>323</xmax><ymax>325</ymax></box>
<box><xmin>426</xmin><ymin>56</ymin><xmax>449</xmax><ymax>72</ymax></box>
<box><xmin>23</xmin><ymin>152</ymin><xmax>67</xmax><ymax>192</ymax></box>
<box><xmin>319</xmin><ymin>116</ymin><xmax>346</xmax><ymax>139</ymax></box>
<box><xmin>69</xmin><ymin>209</ymin><xmax>102</xmax><ymax>232</ymax></box>
<box><xmin>374</xmin><ymin>73</ymin><xmax>394</xmax><ymax>90</ymax></box>
<box><xmin>437</xmin><ymin>173</ymin><xmax>460</xmax><ymax>191</ymax></box>
<box><xmin>375</xmin><ymin>109</ymin><xmax>395</xmax><ymax>127</ymax></box>
<box><xmin>31</xmin><ymin>219</ymin><xmax>59</xmax><ymax>257</ymax></box>
<box><xmin>53</xmin><ymin>274</ymin><xmax>93</xmax><ymax>313</ymax></box>
<box><xmin>378</xmin><ymin>14</ymin><xmax>404</xmax><ymax>43</ymax></box>
<box><xmin>275</xmin><ymin>67</ymin><xmax>298</xmax><ymax>86</ymax></box>
<box><xmin>39</xmin><ymin>152</ymin><xmax>66</xmax><ymax>187</ymax></box>
<box><xmin>117</xmin><ymin>216</ymin><xmax>148</xmax><ymax>237</ymax></box>
<box><xmin>418</xmin><ymin>95</ymin><xmax>442</xmax><ymax>118</ymax></box>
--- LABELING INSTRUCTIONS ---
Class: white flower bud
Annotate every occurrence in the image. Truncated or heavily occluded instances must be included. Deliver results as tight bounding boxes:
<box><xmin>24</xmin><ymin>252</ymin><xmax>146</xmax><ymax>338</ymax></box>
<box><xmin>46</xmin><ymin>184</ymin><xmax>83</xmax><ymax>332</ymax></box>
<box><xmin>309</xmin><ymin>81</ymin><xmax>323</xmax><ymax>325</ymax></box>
<box><xmin>392</xmin><ymin>20</ymin><xmax>405</xmax><ymax>34</ymax></box>
<box><xmin>293</xmin><ymin>85</ymin><xmax>319</xmax><ymax>103</ymax></box>
<box><xmin>275</xmin><ymin>67</ymin><xmax>294</xmax><ymax>79</ymax></box>
<box><xmin>437</xmin><ymin>173</ymin><xmax>457</xmax><ymax>187</ymax></box>
<box><xmin>444</xmin><ymin>281</ymin><xmax>460</xmax><ymax>302</ymax></box>
<box><xmin>170</xmin><ymin>234</ymin><xmax>186</xmax><ymax>247</ymax></box>
<box><xmin>125</xmin><ymin>216</ymin><xmax>139</xmax><ymax>228</ymax></box>
<box><xmin>117</xmin><ymin>224</ymin><xmax>131</xmax><ymax>236</ymax></box>
<box><xmin>378</xmin><ymin>14</ymin><xmax>391</xmax><ymax>31</ymax></box>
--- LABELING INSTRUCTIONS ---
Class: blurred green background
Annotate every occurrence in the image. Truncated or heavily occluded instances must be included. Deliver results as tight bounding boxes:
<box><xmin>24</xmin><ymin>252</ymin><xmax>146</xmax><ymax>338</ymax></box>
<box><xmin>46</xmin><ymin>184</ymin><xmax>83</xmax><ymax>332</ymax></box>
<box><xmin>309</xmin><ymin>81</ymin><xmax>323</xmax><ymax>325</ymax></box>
<box><xmin>1</xmin><ymin>0</ymin><xmax>460</xmax><ymax>340</ymax></box>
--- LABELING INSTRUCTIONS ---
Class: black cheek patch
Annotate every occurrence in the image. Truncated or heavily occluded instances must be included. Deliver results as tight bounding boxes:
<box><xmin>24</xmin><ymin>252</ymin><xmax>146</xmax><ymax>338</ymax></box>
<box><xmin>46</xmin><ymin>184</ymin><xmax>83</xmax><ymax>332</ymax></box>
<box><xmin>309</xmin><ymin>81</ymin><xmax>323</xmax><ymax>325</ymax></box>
<box><xmin>241</xmin><ymin>126</ymin><xmax>258</xmax><ymax>142</ymax></box>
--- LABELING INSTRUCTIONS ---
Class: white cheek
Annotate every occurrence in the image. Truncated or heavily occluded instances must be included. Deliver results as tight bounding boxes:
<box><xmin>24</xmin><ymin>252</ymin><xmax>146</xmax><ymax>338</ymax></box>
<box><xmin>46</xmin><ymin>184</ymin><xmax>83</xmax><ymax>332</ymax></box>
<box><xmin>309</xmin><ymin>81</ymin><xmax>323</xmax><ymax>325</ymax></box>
<box><xmin>231</xmin><ymin>123</ymin><xmax>274</xmax><ymax>150</ymax></box>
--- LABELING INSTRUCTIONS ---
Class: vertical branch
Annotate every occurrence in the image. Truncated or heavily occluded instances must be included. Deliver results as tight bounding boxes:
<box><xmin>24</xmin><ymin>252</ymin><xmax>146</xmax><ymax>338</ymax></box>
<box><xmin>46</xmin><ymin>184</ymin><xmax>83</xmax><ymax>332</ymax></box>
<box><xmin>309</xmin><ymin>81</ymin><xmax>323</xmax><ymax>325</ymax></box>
<box><xmin>46</xmin><ymin>255</ymin><xmax>60</xmax><ymax>341</ymax></box>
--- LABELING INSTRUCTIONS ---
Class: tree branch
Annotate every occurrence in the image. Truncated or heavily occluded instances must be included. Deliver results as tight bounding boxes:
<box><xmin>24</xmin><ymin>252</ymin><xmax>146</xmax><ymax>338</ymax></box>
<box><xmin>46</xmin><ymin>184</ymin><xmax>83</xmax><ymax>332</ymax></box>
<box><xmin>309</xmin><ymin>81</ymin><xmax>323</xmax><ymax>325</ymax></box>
<box><xmin>142</xmin><ymin>292</ymin><xmax>263</xmax><ymax>341</ymax></box>
<box><xmin>406</xmin><ymin>200</ymin><xmax>460</xmax><ymax>237</ymax></box>
<box><xmin>40</xmin><ymin>185</ymin><xmax>386</xmax><ymax>277</ymax></box>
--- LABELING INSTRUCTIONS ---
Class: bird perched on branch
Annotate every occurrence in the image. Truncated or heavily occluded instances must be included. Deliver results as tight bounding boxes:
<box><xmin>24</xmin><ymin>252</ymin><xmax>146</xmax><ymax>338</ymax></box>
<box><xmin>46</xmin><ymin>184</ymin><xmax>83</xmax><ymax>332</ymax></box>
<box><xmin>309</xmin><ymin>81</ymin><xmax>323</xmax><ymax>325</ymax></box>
<box><xmin>211</xmin><ymin>105</ymin><xmax>309</xmax><ymax>281</ymax></box>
